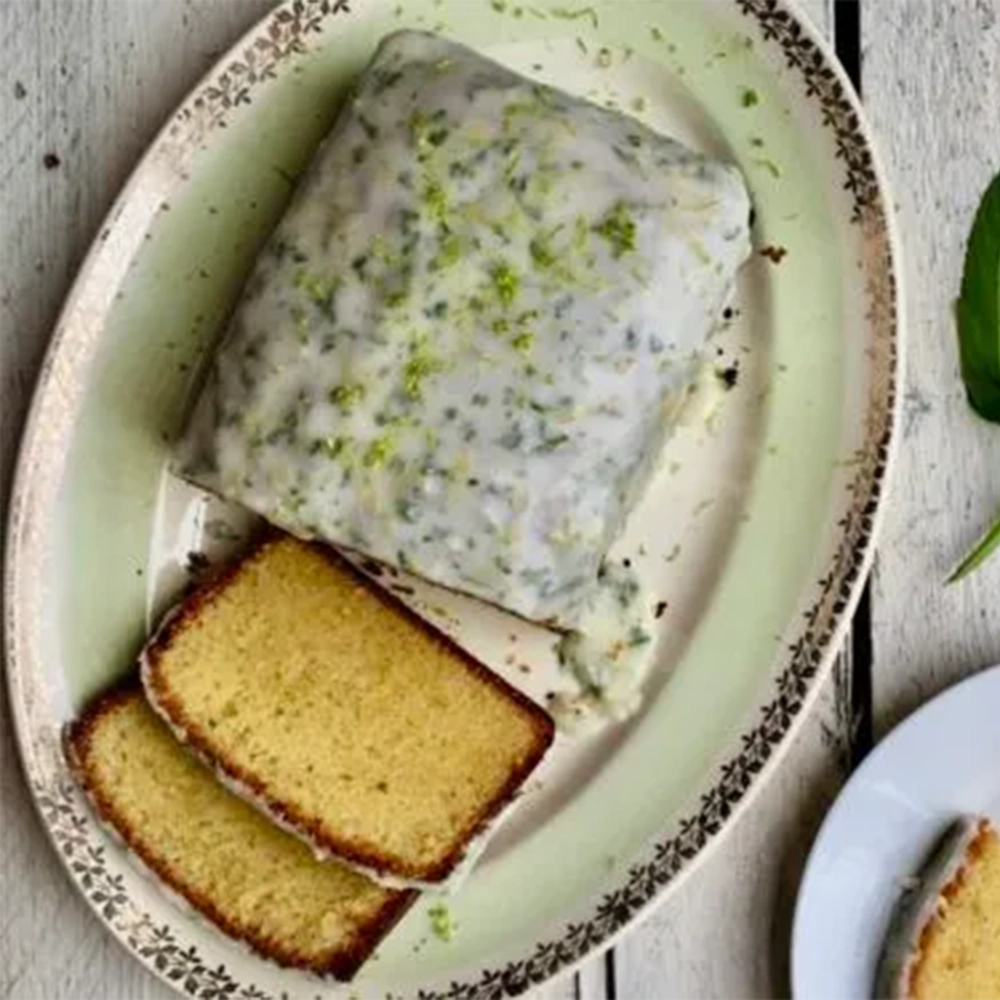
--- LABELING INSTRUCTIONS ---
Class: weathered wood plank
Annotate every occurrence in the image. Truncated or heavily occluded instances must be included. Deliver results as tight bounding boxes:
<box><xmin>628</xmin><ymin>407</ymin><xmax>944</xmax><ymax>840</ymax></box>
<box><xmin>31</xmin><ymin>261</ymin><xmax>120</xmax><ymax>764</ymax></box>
<box><xmin>612</xmin><ymin>3</ymin><xmax>858</xmax><ymax>996</ymax></box>
<box><xmin>863</xmin><ymin>0</ymin><xmax>1000</xmax><ymax>739</ymax></box>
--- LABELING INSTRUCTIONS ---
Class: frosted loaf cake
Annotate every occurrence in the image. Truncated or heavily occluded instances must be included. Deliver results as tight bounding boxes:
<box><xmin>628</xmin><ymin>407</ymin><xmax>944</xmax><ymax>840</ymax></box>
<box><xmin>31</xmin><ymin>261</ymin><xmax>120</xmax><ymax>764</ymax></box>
<box><xmin>180</xmin><ymin>30</ymin><xmax>752</xmax><ymax>628</ymax></box>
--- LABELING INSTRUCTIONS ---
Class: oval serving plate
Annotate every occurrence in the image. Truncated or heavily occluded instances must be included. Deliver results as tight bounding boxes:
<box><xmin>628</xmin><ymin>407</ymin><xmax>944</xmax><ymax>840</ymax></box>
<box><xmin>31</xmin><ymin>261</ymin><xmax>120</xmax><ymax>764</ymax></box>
<box><xmin>5</xmin><ymin>1</ymin><xmax>900</xmax><ymax>998</ymax></box>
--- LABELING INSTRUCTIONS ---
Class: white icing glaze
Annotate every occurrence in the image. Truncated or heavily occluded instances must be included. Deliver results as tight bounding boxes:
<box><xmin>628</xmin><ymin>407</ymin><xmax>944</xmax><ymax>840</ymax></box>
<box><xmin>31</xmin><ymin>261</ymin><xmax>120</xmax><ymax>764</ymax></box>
<box><xmin>875</xmin><ymin>815</ymin><xmax>993</xmax><ymax>999</ymax></box>
<box><xmin>552</xmin><ymin>559</ymin><xmax>656</xmax><ymax>728</ymax></box>
<box><xmin>179</xmin><ymin>29</ymin><xmax>752</xmax><ymax>631</ymax></box>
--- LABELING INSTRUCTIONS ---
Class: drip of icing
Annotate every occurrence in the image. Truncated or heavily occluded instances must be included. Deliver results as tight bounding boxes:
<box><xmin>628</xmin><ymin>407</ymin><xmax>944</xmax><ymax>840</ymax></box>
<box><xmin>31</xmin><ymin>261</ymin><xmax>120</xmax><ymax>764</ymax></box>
<box><xmin>552</xmin><ymin>560</ymin><xmax>656</xmax><ymax>730</ymax></box>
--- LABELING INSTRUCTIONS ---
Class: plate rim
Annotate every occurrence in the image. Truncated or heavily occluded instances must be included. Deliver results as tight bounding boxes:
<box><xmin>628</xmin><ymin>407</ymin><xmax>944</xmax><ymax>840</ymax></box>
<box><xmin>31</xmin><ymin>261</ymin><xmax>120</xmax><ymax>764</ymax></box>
<box><xmin>790</xmin><ymin>663</ymin><xmax>1000</xmax><ymax>1000</ymax></box>
<box><xmin>3</xmin><ymin>0</ymin><xmax>904</xmax><ymax>997</ymax></box>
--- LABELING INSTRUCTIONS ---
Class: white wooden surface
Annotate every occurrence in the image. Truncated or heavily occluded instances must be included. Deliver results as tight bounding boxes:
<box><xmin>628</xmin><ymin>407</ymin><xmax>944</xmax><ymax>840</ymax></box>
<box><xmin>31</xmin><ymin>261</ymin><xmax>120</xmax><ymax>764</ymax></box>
<box><xmin>864</xmin><ymin>1</ymin><xmax>1000</xmax><ymax>740</ymax></box>
<box><xmin>0</xmin><ymin>1</ymin><xmax>940</xmax><ymax>998</ymax></box>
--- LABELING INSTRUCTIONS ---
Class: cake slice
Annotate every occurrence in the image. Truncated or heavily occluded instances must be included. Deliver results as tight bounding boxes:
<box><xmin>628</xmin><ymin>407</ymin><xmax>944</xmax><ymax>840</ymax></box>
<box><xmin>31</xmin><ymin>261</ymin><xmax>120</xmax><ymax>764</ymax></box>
<box><xmin>142</xmin><ymin>535</ymin><xmax>554</xmax><ymax>886</ymax></box>
<box><xmin>876</xmin><ymin>815</ymin><xmax>1000</xmax><ymax>998</ymax></box>
<box><xmin>65</xmin><ymin>686</ymin><xmax>413</xmax><ymax>979</ymax></box>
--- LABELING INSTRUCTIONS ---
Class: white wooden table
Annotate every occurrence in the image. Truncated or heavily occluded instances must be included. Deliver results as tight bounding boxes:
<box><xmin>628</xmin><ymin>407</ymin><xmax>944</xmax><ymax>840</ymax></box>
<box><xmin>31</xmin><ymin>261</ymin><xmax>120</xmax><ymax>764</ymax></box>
<box><xmin>1</xmin><ymin>0</ymin><xmax>995</xmax><ymax>996</ymax></box>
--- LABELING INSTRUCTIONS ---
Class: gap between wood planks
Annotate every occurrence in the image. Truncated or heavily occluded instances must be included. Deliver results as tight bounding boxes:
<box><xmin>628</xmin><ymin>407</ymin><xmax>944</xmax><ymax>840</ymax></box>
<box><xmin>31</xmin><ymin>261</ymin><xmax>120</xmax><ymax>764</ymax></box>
<box><xmin>833</xmin><ymin>0</ymin><xmax>875</xmax><ymax>768</ymax></box>
<box><xmin>572</xmin><ymin>2</ymin><xmax>872</xmax><ymax>998</ymax></box>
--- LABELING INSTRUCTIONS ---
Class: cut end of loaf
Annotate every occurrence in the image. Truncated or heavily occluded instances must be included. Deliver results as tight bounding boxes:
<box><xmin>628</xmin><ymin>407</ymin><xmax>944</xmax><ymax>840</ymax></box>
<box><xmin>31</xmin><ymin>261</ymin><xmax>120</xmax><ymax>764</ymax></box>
<box><xmin>142</xmin><ymin>535</ymin><xmax>554</xmax><ymax>885</ymax></box>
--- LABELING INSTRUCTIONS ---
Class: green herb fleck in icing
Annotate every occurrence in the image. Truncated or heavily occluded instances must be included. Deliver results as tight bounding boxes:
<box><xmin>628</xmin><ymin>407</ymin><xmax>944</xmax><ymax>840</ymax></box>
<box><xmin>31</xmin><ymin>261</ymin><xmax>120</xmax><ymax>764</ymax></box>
<box><xmin>311</xmin><ymin>436</ymin><xmax>348</xmax><ymax>460</ymax></box>
<box><xmin>511</xmin><ymin>331</ymin><xmax>535</xmax><ymax>353</ymax></box>
<box><xmin>294</xmin><ymin>271</ymin><xmax>339</xmax><ymax>315</ymax></box>
<box><xmin>329</xmin><ymin>383</ymin><xmax>366</xmax><ymax>411</ymax></box>
<box><xmin>529</xmin><ymin>235</ymin><xmax>557</xmax><ymax>270</ymax></box>
<box><xmin>291</xmin><ymin>306</ymin><xmax>310</xmax><ymax>343</ymax></box>
<box><xmin>403</xmin><ymin>339</ymin><xmax>445</xmax><ymax>399</ymax></box>
<box><xmin>741</xmin><ymin>87</ymin><xmax>759</xmax><ymax>108</ymax></box>
<box><xmin>423</xmin><ymin>180</ymin><xmax>449</xmax><ymax>220</ymax></box>
<box><xmin>363</xmin><ymin>435</ymin><xmax>395</xmax><ymax>468</ymax></box>
<box><xmin>594</xmin><ymin>202</ymin><xmax>637</xmax><ymax>258</ymax></box>
<box><xmin>492</xmin><ymin>260</ymin><xmax>520</xmax><ymax>306</ymax></box>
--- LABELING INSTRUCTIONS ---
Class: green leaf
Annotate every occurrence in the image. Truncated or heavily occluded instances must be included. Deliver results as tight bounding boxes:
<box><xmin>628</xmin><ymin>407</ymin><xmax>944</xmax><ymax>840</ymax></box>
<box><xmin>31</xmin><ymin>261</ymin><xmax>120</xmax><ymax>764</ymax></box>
<box><xmin>951</xmin><ymin>171</ymin><xmax>1000</xmax><ymax>581</ymax></box>
<box><xmin>957</xmin><ymin>171</ymin><xmax>1000</xmax><ymax>421</ymax></box>
<box><xmin>948</xmin><ymin>507</ymin><xmax>1000</xmax><ymax>583</ymax></box>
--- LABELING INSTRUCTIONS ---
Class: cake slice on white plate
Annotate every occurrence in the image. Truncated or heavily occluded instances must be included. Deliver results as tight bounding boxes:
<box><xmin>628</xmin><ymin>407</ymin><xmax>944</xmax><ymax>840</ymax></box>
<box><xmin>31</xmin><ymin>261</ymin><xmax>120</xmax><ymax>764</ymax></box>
<box><xmin>876</xmin><ymin>814</ymin><xmax>1000</xmax><ymax>999</ymax></box>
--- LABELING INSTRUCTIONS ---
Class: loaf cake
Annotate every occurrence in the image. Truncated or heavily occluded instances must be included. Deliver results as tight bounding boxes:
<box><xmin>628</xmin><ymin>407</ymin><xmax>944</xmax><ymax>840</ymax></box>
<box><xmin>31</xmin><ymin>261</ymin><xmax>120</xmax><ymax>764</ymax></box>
<box><xmin>178</xmin><ymin>29</ymin><xmax>752</xmax><ymax>629</ymax></box>
<box><xmin>142</xmin><ymin>535</ymin><xmax>554</xmax><ymax>886</ymax></box>
<box><xmin>876</xmin><ymin>815</ymin><xmax>1000</xmax><ymax>998</ymax></box>
<box><xmin>65</xmin><ymin>685</ymin><xmax>413</xmax><ymax>979</ymax></box>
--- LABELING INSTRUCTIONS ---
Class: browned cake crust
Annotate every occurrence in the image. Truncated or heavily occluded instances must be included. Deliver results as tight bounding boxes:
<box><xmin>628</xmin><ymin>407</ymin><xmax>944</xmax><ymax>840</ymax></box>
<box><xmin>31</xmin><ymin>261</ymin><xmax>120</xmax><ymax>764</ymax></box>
<box><xmin>908</xmin><ymin>820</ymin><xmax>995</xmax><ymax>997</ymax></box>
<box><xmin>143</xmin><ymin>535</ymin><xmax>555</xmax><ymax>884</ymax></box>
<box><xmin>64</xmin><ymin>682</ymin><xmax>416</xmax><ymax>979</ymax></box>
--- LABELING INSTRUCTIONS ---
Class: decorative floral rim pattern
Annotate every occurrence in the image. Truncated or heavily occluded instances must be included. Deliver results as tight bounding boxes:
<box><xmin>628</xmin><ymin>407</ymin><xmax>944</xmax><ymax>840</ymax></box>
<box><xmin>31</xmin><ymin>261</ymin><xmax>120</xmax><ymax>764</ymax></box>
<box><xmin>9</xmin><ymin>1</ymin><xmax>899</xmax><ymax>998</ymax></box>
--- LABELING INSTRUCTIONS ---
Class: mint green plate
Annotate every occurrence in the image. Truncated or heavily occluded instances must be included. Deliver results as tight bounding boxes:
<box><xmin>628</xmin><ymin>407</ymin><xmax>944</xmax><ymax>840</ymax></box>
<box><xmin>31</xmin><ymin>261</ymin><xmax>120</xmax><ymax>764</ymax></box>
<box><xmin>4</xmin><ymin>1</ymin><xmax>900</xmax><ymax>997</ymax></box>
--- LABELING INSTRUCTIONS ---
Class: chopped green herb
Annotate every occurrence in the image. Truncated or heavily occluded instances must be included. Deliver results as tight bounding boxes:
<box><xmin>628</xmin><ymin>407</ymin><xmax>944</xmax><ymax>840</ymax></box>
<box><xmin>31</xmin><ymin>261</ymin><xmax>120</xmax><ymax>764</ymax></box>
<box><xmin>291</xmin><ymin>306</ymin><xmax>310</xmax><ymax>343</ymax></box>
<box><xmin>294</xmin><ymin>271</ymin><xmax>339</xmax><ymax>315</ymax></box>
<box><xmin>490</xmin><ymin>0</ymin><xmax>508</xmax><ymax>11</ymax></box>
<box><xmin>357</xmin><ymin>114</ymin><xmax>379</xmax><ymax>139</ymax></box>
<box><xmin>628</xmin><ymin>625</ymin><xmax>652</xmax><ymax>647</ymax></box>
<box><xmin>311</xmin><ymin>436</ymin><xmax>347</xmax><ymax>460</ymax></box>
<box><xmin>631</xmin><ymin>96</ymin><xmax>648</xmax><ymax>113</ymax></box>
<box><xmin>329</xmin><ymin>382</ymin><xmax>366</xmax><ymax>412</ymax></box>
<box><xmin>593</xmin><ymin>202</ymin><xmax>637</xmax><ymax>258</ymax></box>
<box><xmin>428</xmin><ymin>903</ymin><xmax>456</xmax><ymax>942</ymax></box>
<box><xmin>753</xmin><ymin>157</ymin><xmax>781</xmax><ymax>179</ymax></box>
<box><xmin>511</xmin><ymin>331</ymin><xmax>535</xmax><ymax>353</ymax></box>
<box><xmin>430</xmin><ymin>233</ymin><xmax>462</xmax><ymax>271</ymax></box>
<box><xmin>538</xmin><ymin>432</ymin><xmax>570</xmax><ymax>452</ymax></box>
<box><xmin>529</xmin><ymin>235</ymin><xmax>557</xmax><ymax>269</ymax></box>
<box><xmin>423</xmin><ymin>180</ymin><xmax>448</xmax><ymax>220</ymax></box>
<box><xmin>650</xmin><ymin>26</ymin><xmax>664</xmax><ymax>41</ymax></box>
<box><xmin>403</xmin><ymin>340</ymin><xmax>445</xmax><ymax>400</ymax></box>
<box><xmin>550</xmin><ymin>5</ymin><xmax>598</xmax><ymax>28</ymax></box>
<box><xmin>741</xmin><ymin>87</ymin><xmax>759</xmax><ymax>108</ymax></box>
<box><xmin>396</xmin><ymin>498</ymin><xmax>420</xmax><ymax>523</ymax></box>
<box><xmin>491</xmin><ymin>260</ymin><xmax>520</xmax><ymax>307</ymax></box>
<box><xmin>363</xmin><ymin>435</ymin><xmax>395</xmax><ymax>468</ymax></box>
